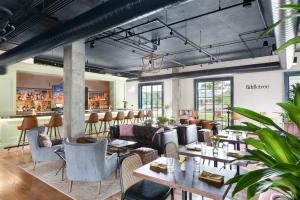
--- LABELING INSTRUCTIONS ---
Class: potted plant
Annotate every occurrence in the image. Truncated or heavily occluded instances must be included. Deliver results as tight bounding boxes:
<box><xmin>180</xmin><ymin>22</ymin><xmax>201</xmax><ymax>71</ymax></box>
<box><xmin>210</xmin><ymin>135</ymin><xmax>220</xmax><ymax>154</ymax></box>
<box><xmin>225</xmin><ymin>85</ymin><xmax>300</xmax><ymax>199</ymax></box>
<box><xmin>157</xmin><ymin>116</ymin><xmax>170</xmax><ymax>128</ymax></box>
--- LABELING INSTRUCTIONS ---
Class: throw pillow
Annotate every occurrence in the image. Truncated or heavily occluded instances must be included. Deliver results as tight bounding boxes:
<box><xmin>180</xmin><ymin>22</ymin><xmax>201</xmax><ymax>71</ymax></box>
<box><xmin>119</xmin><ymin>124</ymin><xmax>134</xmax><ymax>137</ymax></box>
<box><xmin>38</xmin><ymin>133</ymin><xmax>52</xmax><ymax>148</ymax></box>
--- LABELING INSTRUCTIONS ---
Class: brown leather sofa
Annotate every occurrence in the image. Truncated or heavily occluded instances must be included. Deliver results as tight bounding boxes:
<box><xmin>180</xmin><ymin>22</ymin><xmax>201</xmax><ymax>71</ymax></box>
<box><xmin>188</xmin><ymin>119</ymin><xmax>213</xmax><ymax>130</ymax></box>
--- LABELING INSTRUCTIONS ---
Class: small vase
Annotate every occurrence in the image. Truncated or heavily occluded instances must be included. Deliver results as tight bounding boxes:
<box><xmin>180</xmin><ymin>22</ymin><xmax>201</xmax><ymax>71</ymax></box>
<box><xmin>212</xmin><ymin>141</ymin><xmax>219</xmax><ymax>154</ymax></box>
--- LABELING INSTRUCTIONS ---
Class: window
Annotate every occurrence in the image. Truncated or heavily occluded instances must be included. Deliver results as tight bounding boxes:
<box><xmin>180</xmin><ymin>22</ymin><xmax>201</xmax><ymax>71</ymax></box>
<box><xmin>139</xmin><ymin>82</ymin><xmax>164</xmax><ymax>118</ymax></box>
<box><xmin>195</xmin><ymin>78</ymin><xmax>233</xmax><ymax>128</ymax></box>
<box><xmin>284</xmin><ymin>71</ymin><xmax>300</xmax><ymax>101</ymax></box>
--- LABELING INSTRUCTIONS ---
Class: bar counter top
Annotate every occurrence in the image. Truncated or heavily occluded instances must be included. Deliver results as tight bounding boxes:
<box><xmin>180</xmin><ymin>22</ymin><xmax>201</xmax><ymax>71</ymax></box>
<box><xmin>0</xmin><ymin>109</ymin><xmax>134</xmax><ymax>119</ymax></box>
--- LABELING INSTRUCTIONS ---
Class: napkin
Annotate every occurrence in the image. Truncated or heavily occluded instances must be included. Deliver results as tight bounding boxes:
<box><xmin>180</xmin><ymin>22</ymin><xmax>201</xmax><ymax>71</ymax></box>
<box><xmin>150</xmin><ymin>162</ymin><xmax>167</xmax><ymax>173</ymax></box>
<box><xmin>199</xmin><ymin>171</ymin><xmax>224</xmax><ymax>187</ymax></box>
<box><xmin>185</xmin><ymin>144</ymin><xmax>201</xmax><ymax>151</ymax></box>
<box><xmin>226</xmin><ymin>152</ymin><xmax>242</xmax><ymax>158</ymax></box>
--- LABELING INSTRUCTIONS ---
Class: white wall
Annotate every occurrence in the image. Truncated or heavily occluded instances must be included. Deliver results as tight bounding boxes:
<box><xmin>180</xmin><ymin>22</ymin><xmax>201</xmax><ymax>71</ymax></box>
<box><xmin>127</xmin><ymin>62</ymin><xmax>300</xmax><ymax>124</ymax></box>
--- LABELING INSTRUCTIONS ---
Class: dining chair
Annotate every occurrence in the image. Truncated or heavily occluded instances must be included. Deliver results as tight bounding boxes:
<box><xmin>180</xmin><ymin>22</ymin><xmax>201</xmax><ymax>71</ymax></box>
<box><xmin>120</xmin><ymin>154</ymin><xmax>174</xmax><ymax>200</ymax></box>
<box><xmin>164</xmin><ymin>142</ymin><xmax>179</xmax><ymax>160</ymax></box>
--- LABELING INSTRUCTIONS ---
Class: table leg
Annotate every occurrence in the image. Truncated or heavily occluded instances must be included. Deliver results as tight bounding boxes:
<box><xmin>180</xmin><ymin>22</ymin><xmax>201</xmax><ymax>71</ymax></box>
<box><xmin>189</xmin><ymin>192</ymin><xmax>193</xmax><ymax>200</ymax></box>
<box><xmin>237</xmin><ymin>165</ymin><xmax>240</xmax><ymax>175</ymax></box>
<box><xmin>214</xmin><ymin>160</ymin><xmax>218</xmax><ymax>167</ymax></box>
<box><xmin>182</xmin><ymin>191</ymin><xmax>187</xmax><ymax>200</ymax></box>
<box><xmin>237</xmin><ymin>143</ymin><xmax>240</xmax><ymax>151</ymax></box>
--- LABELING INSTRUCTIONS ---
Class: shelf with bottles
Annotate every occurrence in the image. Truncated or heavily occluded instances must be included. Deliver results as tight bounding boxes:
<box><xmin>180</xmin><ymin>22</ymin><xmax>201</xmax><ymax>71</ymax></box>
<box><xmin>16</xmin><ymin>88</ymin><xmax>52</xmax><ymax>112</ymax></box>
<box><xmin>88</xmin><ymin>91</ymin><xmax>109</xmax><ymax>109</ymax></box>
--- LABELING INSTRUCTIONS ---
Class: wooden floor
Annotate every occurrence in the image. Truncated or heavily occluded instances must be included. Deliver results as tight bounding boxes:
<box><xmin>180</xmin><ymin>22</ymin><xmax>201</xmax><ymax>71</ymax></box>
<box><xmin>0</xmin><ymin>148</ymin><xmax>72</xmax><ymax>200</ymax></box>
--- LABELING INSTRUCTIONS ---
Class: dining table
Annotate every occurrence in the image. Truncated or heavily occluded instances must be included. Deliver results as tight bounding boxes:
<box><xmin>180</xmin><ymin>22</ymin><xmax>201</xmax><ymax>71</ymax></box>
<box><xmin>133</xmin><ymin>157</ymin><xmax>237</xmax><ymax>200</ymax></box>
<box><xmin>179</xmin><ymin>144</ymin><xmax>249</xmax><ymax>175</ymax></box>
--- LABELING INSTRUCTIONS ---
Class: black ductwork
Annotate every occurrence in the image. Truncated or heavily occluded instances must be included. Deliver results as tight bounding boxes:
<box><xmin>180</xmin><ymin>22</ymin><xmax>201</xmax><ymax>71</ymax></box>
<box><xmin>0</xmin><ymin>0</ymin><xmax>191</xmax><ymax>74</ymax></box>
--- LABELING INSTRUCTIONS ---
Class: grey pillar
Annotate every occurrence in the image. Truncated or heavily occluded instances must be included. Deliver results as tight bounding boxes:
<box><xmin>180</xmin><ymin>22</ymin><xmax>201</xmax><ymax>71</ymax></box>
<box><xmin>63</xmin><ymin>40</ymin><xmax>85</xmax><ymax>139</ymax></box>
<box><xmin>172</xmin><ymin>68</ymin><xmax>180</xmax><ymax>119</ymax></box>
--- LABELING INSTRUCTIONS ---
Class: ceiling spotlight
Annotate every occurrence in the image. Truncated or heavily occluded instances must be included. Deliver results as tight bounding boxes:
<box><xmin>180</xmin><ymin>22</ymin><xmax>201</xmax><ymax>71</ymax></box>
<box><xmin>263</xmin><ymin>40</ymin><xmax>269</xmax><ymax>47</ymax></box>
<box><xmin>90</xmin><ymin>41</ymin><xmax>95</xmax><ymax>48</ymax></box>
<box><xmin>184</xmin><ymin>40</ymin><xmax>188</xmax><ymax>45</ymax></box>
<box><xmin>243</xmin><ymin>0</ymin><xmax>252</xmax><ymax>7</ymax></box>
<box><xmin>170</xmin><ymin>31</ymin><xmax>173</xmax><ymax>35</ymax></box>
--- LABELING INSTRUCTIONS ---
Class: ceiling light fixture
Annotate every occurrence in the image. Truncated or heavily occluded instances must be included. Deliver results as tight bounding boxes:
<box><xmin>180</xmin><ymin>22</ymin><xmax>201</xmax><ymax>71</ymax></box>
<box><xmin>184</xmin><ymin>40</ymin><xmax>188</xmax><ymax>45</ymax></box>
<box><xmin>90</xmin><ymin>41</ymin><xmax>95</xmax><ymax>48</ymax></box>
<box><xmin>263</xmin><ymin>40</ymin><xmax>269</xmax><ymax>47</ymax></box>
<box><xmin>141</xmin><ymin>53</ymin><xmax>164</xmax><ymax>73</ymax></box>
<box><xmin>170</xmin><ymin>31</ymin><xmax>173</xmax><ymax>35</ymax></box>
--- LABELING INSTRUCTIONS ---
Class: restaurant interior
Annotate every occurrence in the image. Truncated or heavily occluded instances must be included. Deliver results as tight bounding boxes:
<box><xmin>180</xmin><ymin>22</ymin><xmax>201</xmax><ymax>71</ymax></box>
<box><xmin>0</xmin><ymin>0</ymin><xmax>300</xmax><ymax>200</ymax></box>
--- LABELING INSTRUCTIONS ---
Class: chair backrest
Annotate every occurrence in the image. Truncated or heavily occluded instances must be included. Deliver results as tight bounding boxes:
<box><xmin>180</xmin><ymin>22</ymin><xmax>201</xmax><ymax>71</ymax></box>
<box><xmin>164</xmin><ymin>142</ymin><xmax>179</xmax><ymax>160</ymax></box>
<box><xmin>232</xmin><ymin>112</ymin><xmax>241</xmax><ymax>121</ymax></box>
<box><xmin>138</xmin><ymin>110</ymin><xmax>144</xmax><ymax>118</ymax></box>
<box><xmin>64</xmin><ymin>139</ymin><xmax>108</xmax><ymax>182</ymax></box>
<box><xmin>20</xmin><ymin>116</ymin><xmax>38</xmax><ymax>130</ymax></box>
<box><xmin>126</xmin><ymin>111</ymin><xmax>134</xmax><ymax>119</ymax></box>
<box><xmin>88</xmin><ymin>112</ymin><xmax>99</xmax><ymax>123</ymax></box>
<box><xmin>121</xmin><ymin>154</ymin><xmax>143</xmax><ymax>193</ymax></box>
<box><xmin>116</xmin><ymin>111</ymin><xmax>125</xmax><ymax>120</ymax></box>
<box><xmin>48</xmin><ymin>114</ymin><xmax>63</xmax><ymax>127</ymax></box>
<box><xmin>191</xmin><ymin>111</ymin><xmax>198</xmax><ymax>119</ymax></box>
<box><xmin>103</xmin><ymin>111</ymin><xmax>112</xmax><ymax>121</ymax></box>
<box><xmin>201</xmin><ymin>120</ymin><xmax>213</xmax><ymax>130</ymax></box>
<box><xmin>146</xmin><ymin>110</ymin><xmax>153</xmax><ymax>118</ymax></box>
<box><xmin>26</xmin><ymin>127</ymin><xmax>45</xmax><ymax>160</ymax></box>
<box><xmin>202</xmin><ymin>130</ymin><xmax>213</xmax><ymax>146</ymax></box>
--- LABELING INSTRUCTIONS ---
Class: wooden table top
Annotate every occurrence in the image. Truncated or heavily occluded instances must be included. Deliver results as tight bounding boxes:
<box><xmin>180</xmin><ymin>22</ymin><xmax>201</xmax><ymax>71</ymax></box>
<box><xmin>133</xmin><ymin>157</ymin><xmax>237</xmax><ymax>200</ymax></box>
<box><xmin>179</xmin><ymin>145</ymin><xmax>249</xmax><ymax>164</ymax></box>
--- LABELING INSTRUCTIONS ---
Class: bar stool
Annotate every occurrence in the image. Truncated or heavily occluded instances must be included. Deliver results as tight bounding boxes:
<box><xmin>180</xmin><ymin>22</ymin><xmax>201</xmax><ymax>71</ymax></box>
<box><xmin>134</xmin><ymin>110</ymin><xmax>144</xmax><ymax>123</ymax></box>
<box><xmin>99</xmin><ymin>111</ymin><xmax>113</xmax><ymax>134</ymax></box>
<box><xmin>85</xmin><ymin>113</ymin><xmax>99</xmax><ymax>136</ymax></box>
<box><xmin>17</xmin><ymin>116</ymin><xmax>38</xmax><ymax>148</ymax></box>
<box><xmin>124</xmin><ymin>111</ymin><xmax>134</xmax><ymax>124</ymax></box>
<box><xmin>44</xmin><ymin>114</ymin><xmax>63</xmax><ymax>140</ymax></box>
<box><xmin>146</xmin><ymin>110</ymin><xmax>153</xmax><ymax>120</ymax></box>
<box><xmin>113</xmin><ymin>111</ymin><xmax>125</xmax><ymax>125</ymax></box>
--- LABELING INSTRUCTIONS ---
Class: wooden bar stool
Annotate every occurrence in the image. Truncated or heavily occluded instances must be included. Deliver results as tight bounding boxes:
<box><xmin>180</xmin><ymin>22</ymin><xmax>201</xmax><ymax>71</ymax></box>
<box><xmin>124</xmin><ymin>111</ymin><xmax>134</xmax><ymax>124</ymax></box>
<box><xmin>17</xmin><ymin>116</ymin><xmax>38</xmax><ymax>148</ymax></box>
<box><xmin>44</xmin><ymin>114</ymin><xmax>63</xmax><ymax>140</ymax></box>
<box><xmin>99</xmin><ymin>111</ymin><xmax>112</xmax><ymax>134</ymax></box>
<box><xmin>146</xmin><ymin>110</ymin><xmax>153</xmax><ymax>120</ymax></box>
<box><xmin>134</xmin><ymin>110</ymin><xmax>144</xmax><ymax>123</ymax></box>
<box><xmin>85</xmin><ymin>113</ymin><xmax>99</xmax><ymax>136</ymax></box>
<box><xmin>113</xmin><ymin>111</ymin><xmax>125</xmax><ymax>125</ymax></box>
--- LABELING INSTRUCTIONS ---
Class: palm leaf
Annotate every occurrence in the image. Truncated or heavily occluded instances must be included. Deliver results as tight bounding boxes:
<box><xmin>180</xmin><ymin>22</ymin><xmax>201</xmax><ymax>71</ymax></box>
<box><xmin>285</xmin><ymin>133</ymin><xmax>300</xmax><ymax>160</ymax></box>
<box><xmin>281</xmin><ymin>4</ymin><xmax>300</xmax><ymax>10</ymax></box>
<box><xmin>258</xmin><ymin>128</ymin><xmax>297</xmax><ymax>164</ymax></box>
<box><xmin>244</xmin><ymin>138</ymin><xmax>265</xmax><ymax>150</ymax></box>
<box><xmin>231</xmin><ymin>107</ymin><xmax>274</xmax><ymax>126</ymax></box>
<box><xmin>248</xmin><ymin>149</ymin><xmax>277</xmax><ymax>166</ymax></box>
<box><xmin>275</xmin><ymin>36</ymin><xmax>300</xmax><ymax>53</ymax></box>
<box><xmin>225</xmin><ymin>125</ymin><xmax>257</xmax><ymax>132</ymax></box>
<box><xmin>278</xmin><ymin>102</ymin><xmax>300</xmax><ymax>131</ymax></box>
<box><xmin>242</xmin><ymin>122</ymin><xmax>261</xmax><ymax>131</ymax></box>
<box><xmin>246</xmin><ymin>180</ymin><xmax>272</xmax><ymax>200</ymax></box>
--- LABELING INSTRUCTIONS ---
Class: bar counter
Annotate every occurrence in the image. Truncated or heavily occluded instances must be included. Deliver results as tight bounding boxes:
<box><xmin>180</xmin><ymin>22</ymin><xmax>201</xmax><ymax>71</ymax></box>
<box><xmin>0</xmin><ymin>109</ymin><xmax>137</xmax><ymax>150</ymax></box>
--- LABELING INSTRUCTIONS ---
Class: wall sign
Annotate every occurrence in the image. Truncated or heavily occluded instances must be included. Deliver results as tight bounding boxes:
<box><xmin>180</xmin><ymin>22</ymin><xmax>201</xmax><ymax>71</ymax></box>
<box><xmin>246</xmin><ymin>84</ymin><xmax>270</xmax><ymax>90</ymax></box>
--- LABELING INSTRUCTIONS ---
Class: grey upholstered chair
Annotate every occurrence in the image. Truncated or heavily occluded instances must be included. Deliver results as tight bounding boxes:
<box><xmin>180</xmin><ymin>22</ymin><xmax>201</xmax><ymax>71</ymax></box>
<box><xmin>26</xmin><ymin>126</ymin><xmax>62</xmax><ymax>170</ymax></box>
<box><xmin>63</xmin><ymin>138</ymin><xmax>118</xmax><ymax>194</ymax></box>
<box><xmin>164</xmin><ymin>142</ymin><xmax>179</xmax><ymax>160</ymax></box>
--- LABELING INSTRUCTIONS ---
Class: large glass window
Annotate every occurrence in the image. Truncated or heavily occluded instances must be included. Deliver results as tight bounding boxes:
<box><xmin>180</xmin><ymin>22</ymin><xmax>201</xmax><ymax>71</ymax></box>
<box><xmin>284</xmin><ymin>72</ymin><xmax>300</xmax><ymax>101</ymax></box>
<box><xmin>139</xmin><ymin>83</ymin><xmax>163</xmax><ymax>118</ymax></box>
<box><xmin>195</xmin><ymin>78</ymin><xmax>233</xmax><ymax>128</ymax></box>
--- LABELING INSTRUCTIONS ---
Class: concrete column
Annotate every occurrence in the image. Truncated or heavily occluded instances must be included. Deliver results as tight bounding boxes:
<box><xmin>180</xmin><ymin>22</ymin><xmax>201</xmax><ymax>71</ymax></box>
<box><xmin>63</xmin><ymin>40</ymin><xmax>85</xmax><ymax>139</ymax></box>
<box><xmin>171</xmin><ymin>68</ymin><xmax>180</xmax><ymax>119</ymax></box>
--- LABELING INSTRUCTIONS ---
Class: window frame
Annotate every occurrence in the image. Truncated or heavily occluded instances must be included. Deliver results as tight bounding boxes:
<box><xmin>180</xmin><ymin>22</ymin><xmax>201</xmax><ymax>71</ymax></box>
<box><xmin>138</xmin><ymin>82</ymin><xmax>164</xmax><ymax>117</ymax></box>
<box><xmin>194</xmin><ymin>77</ymin><xmax>234</xmax><ymax>125</ymax></box>
<box><xmin>284</xmin><ymin>71</ymin><xmax>300</xmax><ymax>101</ymax></box>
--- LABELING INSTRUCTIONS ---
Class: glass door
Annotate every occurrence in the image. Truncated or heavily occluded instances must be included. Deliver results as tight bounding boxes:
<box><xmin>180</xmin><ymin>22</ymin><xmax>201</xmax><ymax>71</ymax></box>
<box><xmin>139</xmin><ymin>83</ymin><xmax>164</xmax><ymax>119</ymax></box>
<box><xmin>195</xmin><ymin>78</ymin><xmax>233</xmax><ymax>129</ymax></box>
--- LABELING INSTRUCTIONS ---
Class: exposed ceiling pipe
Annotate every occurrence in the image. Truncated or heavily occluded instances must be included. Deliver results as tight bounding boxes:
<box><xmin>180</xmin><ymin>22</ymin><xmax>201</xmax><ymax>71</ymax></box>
<box><xmin>271</xmin><ymin>0</ymin><xmax>299</xmax><ymax>69</ymax></box>
<box><xmin>0</xmin><ymin>0</ymin><xmax>193</xmax><ymax>74</ymax></box>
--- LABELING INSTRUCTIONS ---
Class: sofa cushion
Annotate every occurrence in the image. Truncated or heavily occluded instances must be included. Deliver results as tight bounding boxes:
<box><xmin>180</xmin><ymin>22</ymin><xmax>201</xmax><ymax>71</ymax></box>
<box><xmin>119</xmin><ymin>124</ymin><xmax>134</xmax><ymax>137</ymax></box>
<box><xmin>133</xmin><ymin>125</ymin><xmax>159</xmax><ymax>145</ymax></box>
<box><xmin>38</xmin><ymin>133</ymin><xmax>52</xmax><ymax>147</ymax></box>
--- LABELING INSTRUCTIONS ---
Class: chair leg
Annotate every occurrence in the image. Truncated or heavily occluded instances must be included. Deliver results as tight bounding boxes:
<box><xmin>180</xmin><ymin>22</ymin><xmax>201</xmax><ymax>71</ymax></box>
<box><xmin>33</xmin><ymin>161</ymin><xmax>37</xmax><ymax>170</ymax></box>
<box><xmin>99</xmin><ymin>122</ymin><xmax>103</xmax><ymax>134</ymax></box>
<box><xmin>85</xmin><ymin>123</ymin><xmax>88</xmax><ymax>134</ymax></box>
<box><xmin>54</xmin><ymin>126</ymin><xmax>57</xmax><ymax>139</ymax></box>
<box><xmin>22</xmin><ymin>130</ymin><xmax>27</xmax><ymax>149</ymax></box>
<box><xmin>68</xmin><ymin>180</ymin><xmax>73</xmax><ymax>193</ymax></box>
<box><xmin>171</xmin><ymin>188</ymin><xmax>174</xmax><ymax>200</ymax></box>
<box><xmin>46</xmin><ymin>127</ymin><xmax>50</xmax><ymax>136</ymax></box>
<box><xmin>17</xmin><ymin>130</ymin><xmax>24</xmax><ymax>148</ymax></box>
<box><xmin>93</xmin><ymin>123</ymin><xmax>97</xmax><ymax>136</ymax></box>
<box><xmin>57</xmin><ymin>127</ymin><xmax>62</xmax><ymax>139</ymax></box>
<box><xmin>97</xmin><ymin>182</ymin><xmax>101</xmax><ymax>194</ymax></box>
<box><xmin>50</xmin><ymin>128</ymin><xmax>53</xmax><ymax>140</ymax></box>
